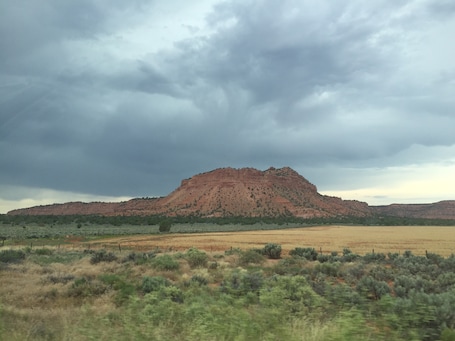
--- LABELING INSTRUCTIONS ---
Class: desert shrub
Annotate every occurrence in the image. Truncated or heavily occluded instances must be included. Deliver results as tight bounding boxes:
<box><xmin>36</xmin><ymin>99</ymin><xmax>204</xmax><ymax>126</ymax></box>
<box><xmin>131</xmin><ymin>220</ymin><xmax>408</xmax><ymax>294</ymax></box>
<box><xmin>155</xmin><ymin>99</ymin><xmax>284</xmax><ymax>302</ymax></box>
<box><xmin>426</xmin><ymin>252</ymin><xmax>444</xmax><ymax>265</ymax></box>
<box><xmin>156</xmin><ymin>285</ymin><xmax>184</xmax><ymax>303</ymax></box>
<box><xmin>273</xmin><ymin>257</ymin><xmax>306</xmax><ymax>275</ymax></box>
<box><xmin>341</xmin><ymin>248</ymin><xmax>360</xmax><ymax>262</ymax></box>
<box><xmin>151</xmin><ymin>254</ymin><xmax>179</xmax><ymax>271</ymax></box>
<box><xmin>34</xmin><ymin>248</ymin><xmax>54</xmax><ymax>256</ymax></box>
<box><xmin>342</xmin><ymin>263</ymin><xmax>366</xmax><ymax>284</ymax></box>
<box><xmin>0</xmin><ymin>249</ymin><xmax>25</xmax><ymax>263</ymax></box>
<box><xmin>356</xmin><ymin>276</ymin><xmax>390</xmax><ymax>300</ymax></box>
<box><xmin>90</xmin><ymin>250</ymin><xmax>117</xmax><ymax>264</ymax></box>
<box><xmin>68</xmin><ymin>277</ymin><xmax>107</xmax><ymax>298</ymax></box>
<box><xmin>435</xmin><ymin>272</ymin><xmax>455</xmax><ymax>292</ymax></box>
<box><xmin>393</xmin><ymin>275</ymin><xmax>432</xmax><ymax>297</ymax></box>
<box><xmin>369</xmin><ymin>265</ymin><xmax>394</xmax><ymax>282</ymax></box>
<box><xmin>99</xmin><ymin>274</ymin><xmax>136</xmax><ymax>306</ymax></box>
<box><xmin>122</xmin><ymin>252</ymin><xmax>155</xmax><ymax>264</ymax></box>
<box><xmin>289</xmin><ymin>247</ymin><xmax>318</xmax><ymax>261</ymax></box>
<box><xmin>225</xmin><ymin>247</ymin><xmax>242</xmax><ymax>256</ymax></box>
<box><xmin>260</xmin><ymin>275</ymin><xmax>324</xmax><ymax>314</ymax></box>
<box><xmin>326</xmin><ymin>283</ymin><xmax>364</xmax><ymax>307</ymax></box>
<box><xmin>190</xmin><ymin>275</ymin><xmax>209</xmax><ymax>286</ymax></box>
<box><xmin>220</xmin><ymin>271</ymin><xmax>264</xmax><ymax>298</ymax></box>
<box><xmin>262</xmin><ymin>243</ymin><xmax>281</xmax><ymax>259</ymax></box>
<box><xmin>362</xmin><ymin>252</ymin><xmax>386</xmax><ymax>263</ymax></box>
<box><xmin>387</xmin><ymin>252</ymin><xmax>400</xmax><ymax>261</ymax></box>
<box><xmin>185</xmin><ymin>247</ymin><xmax>208</xmax><ymax>268</ymax></box>
<box><xmin>317</xmin><ymin>253</ymin><xmax>330</xmax><ymax>263</ymax></box>
<box><xmin>238</xmin><ymin>249</ymin><xmax>265</xmax><ymax>266</ymax></box>
<box><xmin>441</xmin><ymin>254</ymin><xmax>455</xmax><ymax>272</ymax></box>
<box><xmin>142</xmin><ymin>276</ymin><xmax>171</xmax><ymax>293</ymax></box>
<box><xmin>314</xmin><ymin>261</ymin><xmax>341</xmax><ymax>277</ymax></box>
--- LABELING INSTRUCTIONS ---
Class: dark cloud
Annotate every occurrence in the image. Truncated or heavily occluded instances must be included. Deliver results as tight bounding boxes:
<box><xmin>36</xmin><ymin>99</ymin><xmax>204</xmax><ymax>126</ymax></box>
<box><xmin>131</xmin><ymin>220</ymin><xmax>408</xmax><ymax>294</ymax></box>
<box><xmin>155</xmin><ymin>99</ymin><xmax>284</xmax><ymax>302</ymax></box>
<box><xmin>0</xmin><ymin>0</ymin><xmax>454</xmax><ymax>210</ymax></box>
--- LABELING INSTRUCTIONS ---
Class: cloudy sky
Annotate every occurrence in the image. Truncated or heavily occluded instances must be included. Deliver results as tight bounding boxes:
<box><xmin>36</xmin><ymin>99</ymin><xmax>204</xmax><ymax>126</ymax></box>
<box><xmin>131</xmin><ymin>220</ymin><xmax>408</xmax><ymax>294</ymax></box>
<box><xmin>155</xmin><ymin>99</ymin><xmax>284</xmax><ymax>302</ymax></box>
<box><xmin>1</xmin><ymin>0</ymin><xmax>455</xmax><ymax>213</ymax></box>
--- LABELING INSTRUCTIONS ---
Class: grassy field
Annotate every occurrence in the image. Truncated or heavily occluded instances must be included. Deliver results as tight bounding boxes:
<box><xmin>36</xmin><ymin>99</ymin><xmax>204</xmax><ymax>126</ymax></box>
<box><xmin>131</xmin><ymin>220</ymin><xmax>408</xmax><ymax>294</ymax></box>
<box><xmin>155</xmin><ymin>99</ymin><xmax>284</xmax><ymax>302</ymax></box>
<box><xmin>88</xmin><ymin>225</ymin><xmax>455</xmax><ymax>257</ymax></box>
<box><xmin>2</xmin><ymin>225</ymin><xmax>455</xmax><ymax>340</ymax></box>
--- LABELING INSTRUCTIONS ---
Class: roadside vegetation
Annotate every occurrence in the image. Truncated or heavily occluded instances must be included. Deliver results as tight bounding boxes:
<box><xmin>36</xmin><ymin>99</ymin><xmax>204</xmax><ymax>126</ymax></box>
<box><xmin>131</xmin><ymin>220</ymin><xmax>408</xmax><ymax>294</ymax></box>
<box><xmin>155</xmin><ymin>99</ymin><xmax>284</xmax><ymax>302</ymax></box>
<box><xmin>1</xmin><ymin>242</ymin><xmax>455</xmax><ymax>340</ymax></box>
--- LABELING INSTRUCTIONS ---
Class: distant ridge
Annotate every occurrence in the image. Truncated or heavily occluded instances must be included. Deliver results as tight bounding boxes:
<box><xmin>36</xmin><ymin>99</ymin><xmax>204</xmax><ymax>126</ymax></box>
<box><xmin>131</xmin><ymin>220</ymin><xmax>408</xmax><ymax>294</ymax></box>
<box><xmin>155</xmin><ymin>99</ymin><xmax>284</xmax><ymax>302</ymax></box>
<box><xmin>370</xmin><ymin>200</ymin><xmax>455</xmax><ymax>220</ymax></box>
<box><xmin>7</xmin><ymin>167</ymin><xmax>455</xmax><ymax>219</ymax></box>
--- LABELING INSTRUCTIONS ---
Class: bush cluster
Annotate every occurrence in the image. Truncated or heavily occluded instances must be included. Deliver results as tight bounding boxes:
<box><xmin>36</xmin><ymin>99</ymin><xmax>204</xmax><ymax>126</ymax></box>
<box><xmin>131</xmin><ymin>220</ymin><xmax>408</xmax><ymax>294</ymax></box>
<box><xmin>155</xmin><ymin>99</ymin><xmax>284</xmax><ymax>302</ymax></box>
<box><xmin>0</xmin><ymin>249</ymin><xmax>26</xmax><ymax>263</ymax></box>
<box><xmin>90</xmin><ymin>250</ymin><xmax>118</xmax><ymax>264</ymax></box>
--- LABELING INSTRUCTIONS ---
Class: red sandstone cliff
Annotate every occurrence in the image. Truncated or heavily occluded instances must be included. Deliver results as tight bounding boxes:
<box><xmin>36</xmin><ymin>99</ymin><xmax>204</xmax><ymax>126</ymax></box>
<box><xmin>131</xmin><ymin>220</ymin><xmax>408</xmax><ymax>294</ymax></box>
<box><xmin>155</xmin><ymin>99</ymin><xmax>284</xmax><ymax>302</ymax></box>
<box><xmin>7</xmin><ymin>167</ymin><xmax>454</xmax><ymax>219</ymax></box>
<box><xmin>7</xmin><ymin>167</ymin><xmax>370</xmax><ymax>218</ymax></box>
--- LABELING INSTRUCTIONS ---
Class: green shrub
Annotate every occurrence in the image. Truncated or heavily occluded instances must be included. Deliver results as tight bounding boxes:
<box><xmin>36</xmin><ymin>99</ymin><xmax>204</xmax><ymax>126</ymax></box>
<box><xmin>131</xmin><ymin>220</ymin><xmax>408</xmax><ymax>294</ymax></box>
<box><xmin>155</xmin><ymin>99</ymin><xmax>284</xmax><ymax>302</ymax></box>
<box><xmin>190</xmin><ymin>275</ymin><xmax>209</xmax><ymax>286</ymax></box>
<box><xmin>273</xmin><ymin>257</ymin><xmax>306</xmax><ymax>275</ymax></box>
<box><xmin>262</xmin><ymin>243</ymin><xmax>281</xmax><ymax>259</ymax></box>
<box><xmin>35</xmin><ymin>248</ymin><xmax>54</xmax><ymax>256</ymax></box>
<box><xmin>151</xmin><ymin>254</ymin><xmax>179</xmax><ymax>271</ymax></box>
<box><xmin>260</xmin><ymin>275</ymin><xmax>324</xmax><ymax>314</ymax></box>
<box><xmin>314</xmin><ymin>262</ymin><xmax>341</xmax><ymax>277</ymax></box>
<box><xmin>122</xmin><ymin>252</ymin><xmax>155</xmax><ymax>264</ymax></box>
<box><xmin>289</xmin><ymin>247</ymin><xmax>318</xmax><ymax>260</ymax></box>
<box><xmin>225</xmin><ymin>247</ymin><xmax>242</xmax><ymax>256</ymax></box>
<box><xmin>185</xmin><ymin>248</ymin><xmax>208</xmax><ymax>268</ymax></box>
<box><xmin>68</xmin><ymin>277</ymin><xmax>107</xmax><ymax>298</ymax></box>
<box><xmin>317</xmin><ymin>253</ymin><xmax>330</xmax><ymax>263</ymax></box>
<box><xmin>441</xmin><ymin>328</ymin><xmax>455</xmax><ymax>341</ymax></box>
<box><xmin>363</xmin><ymin>252</ymin><xmax>386</xmax><ymax>263</ymax></box>
<box><xmin>341</xmin><ymin>248</ymin><xmax>360</xmax><ymax>262</ymax></box>
<box><xmin>356</xmin><ymin>276</ymin><xmax>390</xmax><ymax>300</ymax></box>
<box><xmin>0</xmin><ymin>249</ymin><xmax>25</xmax><ymax>263</ymax></box>
<box><xmin>160</xmin><ymin>285</ymin><xmax>184</xmax><ymax>303</ymax></box>
<box><xmin>159</xmin><ymin>220</ymin><xmax>172</xmax><ymax>233</ymax></box>
<box><xmin>142</xmin><ymin>276</ymin><xmax>170</xmax><ymax>293</ymax></box>
<box><xmin>238</xmin><ymin>249</ymin><xmax>265</xmax><ymax>266</ymax></box>
<box><xmin>221</xmin><ymin>271</ymin><xmax>264</xmax><ymax>298</ymax></box>
<box><xmin>98</xmin><ymin>274</ymin><xmax>136</xmax><ymax>306</ymax></box>
<box><xmin>90</xmin><ymin>250</ymin><xmax>117</xmax><ymax>264</ymax></box>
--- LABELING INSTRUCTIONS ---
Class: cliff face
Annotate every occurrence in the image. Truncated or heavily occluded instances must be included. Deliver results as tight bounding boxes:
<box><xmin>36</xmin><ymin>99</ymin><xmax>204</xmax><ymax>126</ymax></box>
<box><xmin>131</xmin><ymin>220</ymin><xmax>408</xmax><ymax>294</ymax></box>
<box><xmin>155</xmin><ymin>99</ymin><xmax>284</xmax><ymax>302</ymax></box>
<box><xmin>154</xmin><ymin>167</ymin><xmax>371</xmax><ymax>218</ymax></box>
<box><xmin>7</xmin><ymin>167</ymin><xmax>371</xmax><ymax>218</ymax></box>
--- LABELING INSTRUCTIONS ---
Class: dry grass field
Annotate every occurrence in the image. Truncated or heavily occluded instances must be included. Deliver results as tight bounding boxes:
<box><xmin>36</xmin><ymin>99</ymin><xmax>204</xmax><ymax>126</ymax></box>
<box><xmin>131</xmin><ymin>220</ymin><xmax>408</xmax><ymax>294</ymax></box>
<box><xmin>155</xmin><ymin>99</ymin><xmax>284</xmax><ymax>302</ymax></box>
<box><xmin>87</xmin><ymin>225</ymin><xmax>455</xmax><ymax>256</ymax></box>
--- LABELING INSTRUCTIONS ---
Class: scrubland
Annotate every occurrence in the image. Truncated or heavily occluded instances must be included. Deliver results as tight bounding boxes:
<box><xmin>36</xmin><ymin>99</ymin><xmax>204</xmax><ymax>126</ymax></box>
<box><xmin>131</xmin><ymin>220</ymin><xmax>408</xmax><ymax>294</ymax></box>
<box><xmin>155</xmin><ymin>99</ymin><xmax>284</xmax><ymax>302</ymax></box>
<box><xmin>1</xmin><ymin>229</ymin><xmax>455</xmax><ymax>340</ymax></box>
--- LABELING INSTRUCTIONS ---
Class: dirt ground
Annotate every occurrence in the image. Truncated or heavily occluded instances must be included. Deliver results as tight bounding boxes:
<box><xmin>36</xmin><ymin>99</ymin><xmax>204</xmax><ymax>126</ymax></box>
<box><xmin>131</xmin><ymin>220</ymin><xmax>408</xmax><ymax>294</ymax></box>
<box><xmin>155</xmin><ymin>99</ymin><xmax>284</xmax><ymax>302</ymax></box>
<box><xmin>84</xmin><ymin>225</ymin><xmax>455</xmax><ymax>256</ymax></box>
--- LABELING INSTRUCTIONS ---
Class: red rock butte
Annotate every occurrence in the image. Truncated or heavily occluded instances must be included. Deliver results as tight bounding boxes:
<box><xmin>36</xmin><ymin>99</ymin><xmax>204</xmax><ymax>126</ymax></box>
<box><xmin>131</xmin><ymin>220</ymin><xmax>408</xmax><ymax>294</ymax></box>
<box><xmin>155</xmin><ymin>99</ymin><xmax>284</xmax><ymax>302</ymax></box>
<box><xmin>7</xmin><ymin>167</ymin><xmax>455</xmax><ymax>219</ymax></box>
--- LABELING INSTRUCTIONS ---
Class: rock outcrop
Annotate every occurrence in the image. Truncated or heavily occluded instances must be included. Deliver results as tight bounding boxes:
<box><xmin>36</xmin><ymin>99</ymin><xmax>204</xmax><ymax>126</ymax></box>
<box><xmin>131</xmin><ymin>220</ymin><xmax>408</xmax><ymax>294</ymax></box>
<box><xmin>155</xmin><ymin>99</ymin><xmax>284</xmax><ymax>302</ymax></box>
<box><xmin>7</xmin><ymin>167</ymin><xmax>371</xmax><ymax>218</ymax></box>
<box><xmin>370</xmin><ymin>200</ymin><xmax>455</xmax><ymax>220</ymax></box>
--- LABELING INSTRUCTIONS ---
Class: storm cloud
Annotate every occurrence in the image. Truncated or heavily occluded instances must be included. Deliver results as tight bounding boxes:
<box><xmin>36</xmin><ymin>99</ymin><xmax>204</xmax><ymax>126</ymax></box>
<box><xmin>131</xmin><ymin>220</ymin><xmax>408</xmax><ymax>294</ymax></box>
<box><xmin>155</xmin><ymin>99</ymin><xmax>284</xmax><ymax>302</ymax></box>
<box><xmin>1</xmin><ymin>0</ymin><xmax>454</xmax><ymax>212</ymax></box>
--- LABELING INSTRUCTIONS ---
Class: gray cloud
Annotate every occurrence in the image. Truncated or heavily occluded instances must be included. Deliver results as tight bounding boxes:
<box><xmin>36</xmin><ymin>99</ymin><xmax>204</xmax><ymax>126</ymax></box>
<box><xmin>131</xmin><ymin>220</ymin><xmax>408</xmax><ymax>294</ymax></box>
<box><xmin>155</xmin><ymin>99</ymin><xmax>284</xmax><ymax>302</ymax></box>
<box><xmin>1</xmin><ymin>0</ymin><xmax>454</xmax><ymax>209</ymax></box>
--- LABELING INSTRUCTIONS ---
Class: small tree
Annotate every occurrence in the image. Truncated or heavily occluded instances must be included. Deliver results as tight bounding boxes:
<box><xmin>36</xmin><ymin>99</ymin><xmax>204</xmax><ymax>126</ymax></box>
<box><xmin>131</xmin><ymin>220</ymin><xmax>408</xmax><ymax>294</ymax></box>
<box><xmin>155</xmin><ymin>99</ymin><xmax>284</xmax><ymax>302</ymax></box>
<box><xmin>159</xmin><ymin>220</ymin><xmax>172</xmax><ymax>233</ymax></box>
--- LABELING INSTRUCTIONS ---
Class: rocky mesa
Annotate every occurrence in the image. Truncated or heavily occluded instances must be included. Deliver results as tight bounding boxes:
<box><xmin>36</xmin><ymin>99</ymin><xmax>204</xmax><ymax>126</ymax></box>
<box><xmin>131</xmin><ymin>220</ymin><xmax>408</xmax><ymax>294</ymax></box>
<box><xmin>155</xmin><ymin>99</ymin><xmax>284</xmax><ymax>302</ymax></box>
<box><xmin>7</xmin><ymin>166</ymin><xmax>371</xmax><ymax>218</ymax></box>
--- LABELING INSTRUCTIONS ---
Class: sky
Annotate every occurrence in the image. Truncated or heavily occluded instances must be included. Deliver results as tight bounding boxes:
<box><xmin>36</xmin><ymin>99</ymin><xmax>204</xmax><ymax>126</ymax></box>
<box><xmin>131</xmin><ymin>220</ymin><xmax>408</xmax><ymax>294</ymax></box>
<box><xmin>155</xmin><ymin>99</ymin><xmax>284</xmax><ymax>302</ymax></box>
<box><xmin>1</xmin><ymin>0</ymin><xmax>455</xmax><ymax>214</ymax></box>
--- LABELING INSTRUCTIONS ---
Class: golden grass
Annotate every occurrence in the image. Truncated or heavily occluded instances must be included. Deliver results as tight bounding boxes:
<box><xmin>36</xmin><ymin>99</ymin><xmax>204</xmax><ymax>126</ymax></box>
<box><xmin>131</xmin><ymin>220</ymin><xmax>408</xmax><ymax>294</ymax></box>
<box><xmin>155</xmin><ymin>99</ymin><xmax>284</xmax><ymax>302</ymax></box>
<box><xmin>88</xmin><ymin>225</ymin><xmax>455</xmax><ymax>256</ymax></box>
